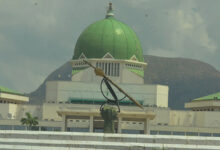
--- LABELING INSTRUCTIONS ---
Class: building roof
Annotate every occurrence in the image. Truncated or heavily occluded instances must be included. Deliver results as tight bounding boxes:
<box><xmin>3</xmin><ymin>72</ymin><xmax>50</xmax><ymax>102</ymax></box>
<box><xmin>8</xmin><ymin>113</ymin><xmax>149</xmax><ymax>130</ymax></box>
<box><xmin>72</xmin><ymin>4</ymin><xmax>144</xmax><ymax>62</ymax></box>
<box><xmin>193</xmin><ymin>92</ymin><xmax>220</xmax><ymax>101</ymax></box>
<box><xmin>0</xmin><ymin>86</ymin><xmax>22</xmax><ymax>95</ymax></box>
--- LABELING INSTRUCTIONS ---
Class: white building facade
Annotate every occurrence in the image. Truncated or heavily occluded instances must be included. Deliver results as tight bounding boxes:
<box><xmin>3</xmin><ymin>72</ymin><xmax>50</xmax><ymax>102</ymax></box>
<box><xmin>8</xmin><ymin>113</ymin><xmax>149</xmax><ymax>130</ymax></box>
<box><xmin>1</xmin><ymin>3</ymin><xmax>220</xmax><ymax>138</ymax></box>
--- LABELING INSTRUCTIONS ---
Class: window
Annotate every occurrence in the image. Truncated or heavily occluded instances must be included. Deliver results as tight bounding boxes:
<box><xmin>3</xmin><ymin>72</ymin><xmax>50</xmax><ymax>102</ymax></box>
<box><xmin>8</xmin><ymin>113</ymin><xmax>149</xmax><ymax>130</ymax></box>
<box><xmin>111</xmin><ymin>63</ymin><xmax>114</xmax><ymax>76</ymax></box>
<box><xmin>41</xmin><ymin>126</ymin><xmax>53</xmax><ymax>131</ymax></box>
<box><xmin>0</xmin><ymin>125</ymin><xmax>12</xmax><ymax>130</ymax></box>
<box><xmin>126</xmin><ymin>63</ymin><xmax>142</xmax><ymax>70</ymax></box>
<box><xmin>105</xmin><ymin>63</ymin><xmax>107</xmax><ymax>74</ymax></box>
<box><xmin>108</xmin><ymin>63</ymin><xmax>111</xmax><ymax>75</ymax></box>
<box><xmin>114</xmin><ymin>63</ymin><xmax>117</xmax><ymax>76</ymax></box>
<box><xmin>101</xmin><ymin>62</ymin><xmax>104</xmax><ymax>70</ymax></box>
<box><xmin>116</xmin><ymin>63</ymin><xmax>120</xmax><ymax>76</ymax></box>
<box><xmin>14</xmin><ymin>126</ymin><xmax>26</xmax><ymax>130</ymax></box>
<box><xmin>96</xmin><ymin>62</ymin><xmax>120</xmax><ymax>77</ymax></box>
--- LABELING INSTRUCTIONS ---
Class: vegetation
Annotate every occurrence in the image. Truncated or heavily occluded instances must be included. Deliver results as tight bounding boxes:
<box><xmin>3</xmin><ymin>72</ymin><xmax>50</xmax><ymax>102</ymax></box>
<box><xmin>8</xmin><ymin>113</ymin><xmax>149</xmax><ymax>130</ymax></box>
<box><xmin>100</xmin><ymin>105</ymin><xmax>117</xmax><ymax>133</ymax></box>
<box><xmin>20</xmin><ymin>112</ymin><xmax>38</xmax><ymax>130</ymax></box>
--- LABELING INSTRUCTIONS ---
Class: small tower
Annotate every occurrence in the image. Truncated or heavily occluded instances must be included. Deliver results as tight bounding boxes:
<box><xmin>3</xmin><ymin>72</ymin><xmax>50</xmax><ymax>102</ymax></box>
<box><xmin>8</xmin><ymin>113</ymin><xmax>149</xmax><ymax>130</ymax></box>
<box><xmin>106</xmin><ymin>3</ymin><xmax>114</xmax><ymax>18</ymax></box>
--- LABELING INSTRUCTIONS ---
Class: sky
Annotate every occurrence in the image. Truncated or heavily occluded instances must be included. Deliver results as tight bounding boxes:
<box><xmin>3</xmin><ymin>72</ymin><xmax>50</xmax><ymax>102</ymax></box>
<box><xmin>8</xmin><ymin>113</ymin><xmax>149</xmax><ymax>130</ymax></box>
<box><xmin>0</xmin><ymin>0</ymin><xmax>220</xmax><ymax>93</ymax></box>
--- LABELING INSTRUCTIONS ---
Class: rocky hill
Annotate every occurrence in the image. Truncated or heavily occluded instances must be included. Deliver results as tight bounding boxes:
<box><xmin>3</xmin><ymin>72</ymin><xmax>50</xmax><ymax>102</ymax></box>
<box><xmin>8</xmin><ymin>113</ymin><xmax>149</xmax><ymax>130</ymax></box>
<box><xmin>144</xmin><ymin>55</ymin><xmax>220</xmax><ymax>109</ymax></box>
<box><xmin>28</xmin><ymin>55</ymin><xmax>220</xmax><ymax>109</ymax></box>
<box><xmin>28</xmin><ymin>62</ymin><xmax>72</xmax><ymax>104</ymax></box>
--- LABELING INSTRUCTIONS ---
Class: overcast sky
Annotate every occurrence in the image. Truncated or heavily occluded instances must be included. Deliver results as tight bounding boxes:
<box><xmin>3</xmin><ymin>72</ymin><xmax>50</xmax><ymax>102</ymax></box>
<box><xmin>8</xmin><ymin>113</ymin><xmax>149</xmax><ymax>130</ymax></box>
<box><xmin>0</xmin><ymin>0</ymin><xmax>220</xmax><ymax>93</ymax></box>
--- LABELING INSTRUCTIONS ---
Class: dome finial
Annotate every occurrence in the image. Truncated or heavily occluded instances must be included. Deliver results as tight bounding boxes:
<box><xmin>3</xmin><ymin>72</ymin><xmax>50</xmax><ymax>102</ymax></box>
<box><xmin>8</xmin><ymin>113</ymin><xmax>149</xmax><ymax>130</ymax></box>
<box><xmin>106</xmin><ymin>3</ymin><xmax>114</xmax><ymax>18</ymax></box>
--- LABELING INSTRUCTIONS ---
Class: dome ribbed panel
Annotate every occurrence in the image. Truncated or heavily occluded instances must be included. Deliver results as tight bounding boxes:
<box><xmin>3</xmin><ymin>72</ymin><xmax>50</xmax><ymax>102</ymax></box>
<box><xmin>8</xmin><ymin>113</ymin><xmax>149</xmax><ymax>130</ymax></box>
<box><xmin>111</xmin><ymin>19</ymin><xmax>127</xmax><ymax>60</ymax></box>
<box><xmin>101</xmin><ymin>19</ymin><xmax>114</xmax><ymax>57</ymax></box>
<box><xmin>118</xmin><ymin>21</ymin><xmax>133</xmax><ymax>60</ymax></box>
<box><xmin>126</xmin><ymin>26</ymin><xmax>144</xmax><ymax>62</ymax></box>
<box><xmin>73</xmin><ymin>17</ymin><xmax>144</xmax><ymax>62</ymax></box>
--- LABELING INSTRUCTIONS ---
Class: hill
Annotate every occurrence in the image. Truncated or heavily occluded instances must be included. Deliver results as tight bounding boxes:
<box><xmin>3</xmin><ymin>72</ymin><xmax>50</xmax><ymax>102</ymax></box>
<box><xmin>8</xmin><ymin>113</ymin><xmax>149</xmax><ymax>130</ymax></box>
<box><xmin>28</xmin><ymin>62</ymin><xmax>72</xmax><ymax>104</ymax></box>
<box><xmin>144</xmin><ymin>55</ymin><xmax>220</xmax><ymax>109</ymax></box>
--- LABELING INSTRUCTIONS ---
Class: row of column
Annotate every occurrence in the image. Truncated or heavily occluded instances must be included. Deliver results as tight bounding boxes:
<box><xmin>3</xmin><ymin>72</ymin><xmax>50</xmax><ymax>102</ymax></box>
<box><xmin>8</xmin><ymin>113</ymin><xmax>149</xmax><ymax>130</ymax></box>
<box><xmin>61</xmin><ymin>115</ymin><xmax>150</xmax><ymax>134</ymax></box>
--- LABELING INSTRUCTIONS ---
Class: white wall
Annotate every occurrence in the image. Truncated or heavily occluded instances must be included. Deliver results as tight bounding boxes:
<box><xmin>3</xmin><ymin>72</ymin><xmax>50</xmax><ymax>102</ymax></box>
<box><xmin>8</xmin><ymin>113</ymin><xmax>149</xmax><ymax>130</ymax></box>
<box><xmin>151</xmin><ymin>108</ymin><xmax>170</xmax><ymax>125</ymax></box>
<box><xmin>71</xmin><ymin>59</ymin><xmax>146</xmax><ymax>84</ymax></box>
<box><xmin>169</xmin><ymin>110</ymin><xmax>220</xmax><ymax>128</ymax></box>
<box><xmin>46</xmin><ymin>81</ymin><xmax>103</xmax><ymax>103</ymax></box>
<box><xmin>121</xmin><ymin>69</ymin><xmax>143</xmax><ymax>84</ymax></box>
<box><xmin>0</xmin><ymin>93</ymin><xmax>29</xmax><ymax>103</ymax></box>
<box><xmin>155</xmin><ymin>85</ymin><xmax>169</xmax><ymax>107</ymax></box>
<box><xmin>42</xmin><ymin>103</ymin><xmax>62</xmax><ymax>121</ymax></box>
<box><xmin>45</xmin><ymin>81</ymin><xmax>169</xmax><ymax>107</ymax></box>
<box><xmin>203</xmin><ymin>111</ymin><xmax>220</xmax><ymax>127</ymax></box>
<box><xmin>15</xmin><ymin>104</ymin><xmax>42</xmax><ymax>120</ymax></box>
<box><xmin>71</xmin><ymin>67</ymin><xmax>98</xmax><ymax>83</ymax></box>
<box><xmin>0</xmin><ymin>103</ymin><xmax>19</xmax><ymax>119</ymax></box>
<box><xmin>0</xmin><ymin>104</ymin><xmax>10</xmax><ymax>119</ymax></box>
<box><xmin>185</xmin><ymin>100</ymin><xmax>220</xmax><ymax>111</ymax></box>
<box><xmin>1</xmin><ymin>101</ymin><xmax>220</xmax><ymax>131</ymax></box>
<box><xmin>45</xmin><ymin>82</ymin><xmax>58</xmax><ymax>102</ymax></box>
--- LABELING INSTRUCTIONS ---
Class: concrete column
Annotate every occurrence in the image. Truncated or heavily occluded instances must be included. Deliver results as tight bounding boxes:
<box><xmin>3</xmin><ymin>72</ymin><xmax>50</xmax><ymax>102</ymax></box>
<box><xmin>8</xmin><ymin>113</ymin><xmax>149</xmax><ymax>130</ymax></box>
<box><xmin>144</xmin><ymin>118</ymin><xmax>150</xmax><ymax>134</ymax></box>
<box><xmin>117</xmin><ymin>117</ymin><xmax>122</xmax><ymax>133</ymax></box>
<box><xmin>61</xmin><ymin>115</ymin><xmax>67</xmax><ymax>131</ymax></box>
<box><xmin>89</xmin><ymin>115</ymin><xmax>94</xmax><ymax>132</ymax></box>
<box><xmin>171</xmin><ymin>131</ymin><xmax>173</xmax><ymax>135</ymax></box>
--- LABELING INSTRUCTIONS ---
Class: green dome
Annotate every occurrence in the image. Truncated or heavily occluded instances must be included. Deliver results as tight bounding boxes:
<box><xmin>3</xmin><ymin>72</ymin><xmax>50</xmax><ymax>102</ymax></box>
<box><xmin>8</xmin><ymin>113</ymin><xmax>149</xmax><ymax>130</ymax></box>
<box><xmin>73</xmin><ymin>11</ymin><xmax>144</xmax><ymax>62</ymax></box>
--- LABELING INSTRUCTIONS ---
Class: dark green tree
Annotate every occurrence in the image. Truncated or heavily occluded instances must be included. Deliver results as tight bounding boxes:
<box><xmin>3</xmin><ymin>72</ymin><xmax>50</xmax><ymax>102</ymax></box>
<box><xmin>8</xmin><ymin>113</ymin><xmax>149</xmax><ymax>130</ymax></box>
<box><xmin>20</xmin><ymin>112</ymin><xmax>38</xmax><ymax>130</ymax></box>
<box><xmin>101</xmin><ymin>105</ymin><xmax>118</xmax><ymax>133</ymax></box>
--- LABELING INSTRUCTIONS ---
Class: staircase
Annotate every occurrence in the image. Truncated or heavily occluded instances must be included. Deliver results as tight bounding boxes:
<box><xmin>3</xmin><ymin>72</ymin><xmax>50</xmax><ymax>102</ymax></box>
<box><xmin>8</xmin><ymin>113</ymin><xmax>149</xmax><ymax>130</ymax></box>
<box><xmin>0</xmin><ymin>130</ymin><xmax>220</xmax><ymax>150</ymax></box>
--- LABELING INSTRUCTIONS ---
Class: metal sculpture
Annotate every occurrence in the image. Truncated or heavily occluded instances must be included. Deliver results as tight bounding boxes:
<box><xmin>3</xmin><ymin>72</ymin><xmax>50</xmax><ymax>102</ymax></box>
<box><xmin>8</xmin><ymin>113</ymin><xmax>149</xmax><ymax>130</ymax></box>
<box><xmin>83</xmin><ymin>60</ymin><xmax>143</xmax><ymax>112</ymax></box>
<box><xmin>100</xmin><ymin>76</ymin><xmax>126</xmax><ymax>112</ymax></box>
<box><xmin>100</xmin><ymin>105</ymin><xmax>117</xmax><ymax>133</ymax></box>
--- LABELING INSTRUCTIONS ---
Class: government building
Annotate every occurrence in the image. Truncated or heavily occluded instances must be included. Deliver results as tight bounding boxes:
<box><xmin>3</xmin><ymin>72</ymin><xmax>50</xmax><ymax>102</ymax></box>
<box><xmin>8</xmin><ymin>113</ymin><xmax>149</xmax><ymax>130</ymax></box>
<box><xmin>0</xmin><ymin>3</ymin><xmax>220</xmax><ymax>137</ymax></box>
